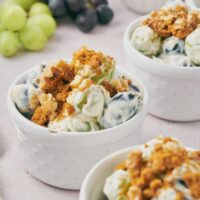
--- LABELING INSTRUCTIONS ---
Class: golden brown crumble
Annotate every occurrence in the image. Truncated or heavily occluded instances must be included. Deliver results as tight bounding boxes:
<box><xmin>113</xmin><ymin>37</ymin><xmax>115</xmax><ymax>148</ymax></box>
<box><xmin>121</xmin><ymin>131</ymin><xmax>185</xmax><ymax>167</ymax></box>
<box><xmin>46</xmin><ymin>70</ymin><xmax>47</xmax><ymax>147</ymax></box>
<box><xmin>71</xmin><ymin>46</ymin><xmax>106</xmax><ymax>70</ymax></box>
<box><xmin>31</xmin><ymin>94</ymin><xmax>58</xmax><ymax>126</ymax></box>
<box><xmin>143</xmin><ymin>5</ymin><xmax>199</xmax><ymax>39</ymax></box>
<box><xmin>30</xmin><ymin>48</ymin><xmax>121</xmax><ymax>127</ymax></box>
<box><xmin>115</xmin><ymin>138</ymin><xmax>200</xmax><ymax>200</ymax></box>
<box><xmin>101</xmin><ymin>80</ymin><xmax>117</xmax><ymax>97</ymax></box>
<box><xmin>183</xmin><ymin>172</ymin><xmax>200</xmax><ymax>198</ymax></box>
<box><xmin>41</xmin><ymin>60</ymin><xmax>75</xmax><ymax>93</ymax></box>
<box><xmin>111</xmin><ymin>77</ymin><xmax>130</xmax><ymax>92</ymax></box>
<box><xmin>71</xmin><ymin>47</ymin><xmax>115</xmax><ymax>79</ymax></box>
<box><xmin>31</xmin><ymin>106</ymin><xmax>49</xmax><ymax>126</ymax></box>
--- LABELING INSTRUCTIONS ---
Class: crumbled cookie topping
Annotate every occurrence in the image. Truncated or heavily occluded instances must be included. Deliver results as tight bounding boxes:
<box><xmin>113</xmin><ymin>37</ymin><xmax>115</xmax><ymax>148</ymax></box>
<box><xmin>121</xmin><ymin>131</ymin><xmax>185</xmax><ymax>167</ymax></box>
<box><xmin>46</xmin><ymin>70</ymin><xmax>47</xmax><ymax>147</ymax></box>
<box><xmin>114</xmin><ymin>137</ymin><xmax>200</xmax><ymax>200</ymax></box>
<box><xmin>30</xmin><ymin>47</ymin><xmax>119</xmax><ymax>126</ymax></box>
<box><xmin>143</xmin><ymin>5</ymin><xmax>200</xmax><ymax>39</ymax></box>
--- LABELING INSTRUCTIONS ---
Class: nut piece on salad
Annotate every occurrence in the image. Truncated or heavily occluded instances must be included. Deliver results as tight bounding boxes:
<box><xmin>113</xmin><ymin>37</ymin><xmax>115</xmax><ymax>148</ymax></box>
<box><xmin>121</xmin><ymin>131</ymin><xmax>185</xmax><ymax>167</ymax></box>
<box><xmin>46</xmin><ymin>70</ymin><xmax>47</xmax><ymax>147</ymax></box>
<box><xmin>103</xmin><ymin>136</ymin><xmax>200</xmax><ymax>200</ymax></box>
<box><xmin>130</xmin><ymin>0</ymin><xmax>200</xmax><ymax>67</ymax></box>
<box><xmin>11</xmin><ymin>47</ymin><xmax>143</xmax><ymax>132</ymax></box>
<box><xmin>143</xmin><ymin>5</ymin><xmax>198</xmax><ymax>39</ymax></box>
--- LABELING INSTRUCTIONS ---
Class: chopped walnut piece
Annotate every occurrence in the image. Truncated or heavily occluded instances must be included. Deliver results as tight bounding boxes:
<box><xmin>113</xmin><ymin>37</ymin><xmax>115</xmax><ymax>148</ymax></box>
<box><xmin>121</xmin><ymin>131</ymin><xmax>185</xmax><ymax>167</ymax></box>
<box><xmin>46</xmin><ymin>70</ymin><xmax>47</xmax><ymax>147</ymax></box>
<box><xmin>40</xmin><ymin>60</ymin><xmax>75</xmax><ymax>93</ymax></box>
<box><xmin>183</xmin><ymin>172</ymin><xmax>200</xmax><ymax>198</ymax></box>
<box><xmin>150</xmin><ymin>179</ymin><xmax>162</xmax><ymax>191</ymax></box>
<box><xmin>115</xmin><ymin>161</ymin><xmax>127</xmax><ymax>171</ymax></box>
<box><xmin>125</xmin><ymin>150</ymin><xmax>142</xmax><ymax>170</ymax></box>
<box><xmin>31</xmin><ymin>94</ymin><xmax>58</xmax><ymax>126</ymax></box>
<box><xmin>78</xmin><ymin>78</ymin><xmax>93</xmax><ymax>91</ymax></box>
<box><xmin>31</xmin><ymin>106</ymin><xmax>49</xmax><ymax>126</ymax></box>
<box><xmin>102</xmin><ymin>81</ymin><xmax>117</xmax><ymax>97</ymax></box>
<box><xmin>127</xmin><ymin>186</ymin><xmax>142</xmax><ymax>200</ymax></box>
<box><xmin>141</xmin><ymin>167</ymin><xmax>155</xmax><ymax>182</ymax></box>
<box><xmin>143</xmin><ymin>188</ymin><xmax>155</xmax><ymax>199</ymax></box>
<box><xmin>111</xmin><ymin>78</ymin><xmax>130</xmax><ymax>92</ymax></box>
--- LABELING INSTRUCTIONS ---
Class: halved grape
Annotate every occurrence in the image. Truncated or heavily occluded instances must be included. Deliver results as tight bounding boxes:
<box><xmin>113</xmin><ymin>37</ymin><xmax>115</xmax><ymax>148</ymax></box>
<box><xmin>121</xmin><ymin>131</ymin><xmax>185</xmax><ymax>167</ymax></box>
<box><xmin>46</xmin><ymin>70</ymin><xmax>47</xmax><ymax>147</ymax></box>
<box><xmin>27</xmin><ymin>14</ymin><xmax>56</xmax><ymax>37</ymax></box>
<box><xmin>29</xmin><ymin>2</ymin><xmax>52</xmax><ymax>16</ymax></box>
<box><xmin>10</xmin><ymin>0</ymin><xmax>38</xmax><ymax>10</ymax></box>
<box><xmin>1</xmin><ymin>5</ymin><xmax>27</xmax><ymax>31</ymax></box>
<box><xmin>0</xmin><ymin>31</ymin><xmax>19</xmax><ymax>57</ymax></box>
<box><xmin>19</xmin><ymin>24</ymin><xmax>47</xmax><ymax>51</ymax></box>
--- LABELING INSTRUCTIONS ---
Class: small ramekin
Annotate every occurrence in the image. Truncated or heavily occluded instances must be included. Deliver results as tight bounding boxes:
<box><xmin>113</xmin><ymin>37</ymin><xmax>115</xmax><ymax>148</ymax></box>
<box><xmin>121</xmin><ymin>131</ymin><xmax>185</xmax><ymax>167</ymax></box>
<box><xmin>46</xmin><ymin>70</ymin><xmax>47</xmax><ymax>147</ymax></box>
<box><xmin>123</xmin><ymin>0</ymin><xmax>166</xmax><ymax>14</ymax></box>
<box><xmin>7</xmin><ymin>65</ymin><xmax>148</xmax><ymax>190</ymax></box>
<box><xmin>123</xmin><ymin>17</ymin><xmax>200</xmax><ymax>121</ymax></box>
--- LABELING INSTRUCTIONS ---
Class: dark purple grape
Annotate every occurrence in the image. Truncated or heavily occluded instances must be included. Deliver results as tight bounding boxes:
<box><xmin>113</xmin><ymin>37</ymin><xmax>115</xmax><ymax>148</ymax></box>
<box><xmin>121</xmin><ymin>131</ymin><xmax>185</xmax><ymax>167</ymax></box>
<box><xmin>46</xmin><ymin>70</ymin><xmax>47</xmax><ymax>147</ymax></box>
<box><xmin>75</xmin><ymin>9</ymin><xmax>97</xmax><ymax>33</ymax></box>
<box><xmin>48</xmin><ymin>0</ymin><xmax>67</xmax><ymax>18</ymax></box>
<box><xmin>65</xmin><ymin>0</ymin><xmax>87</xmax><ymax>12</ymax></box>
<box><xmin>91</xmin><ymin>0</ymin><xmax>108</xmax><ymax>7</ymax></box>
<box><xmin>96</xmin><ymin>4</ymin><xmax>113</xmax><ymax>25</ymax></box>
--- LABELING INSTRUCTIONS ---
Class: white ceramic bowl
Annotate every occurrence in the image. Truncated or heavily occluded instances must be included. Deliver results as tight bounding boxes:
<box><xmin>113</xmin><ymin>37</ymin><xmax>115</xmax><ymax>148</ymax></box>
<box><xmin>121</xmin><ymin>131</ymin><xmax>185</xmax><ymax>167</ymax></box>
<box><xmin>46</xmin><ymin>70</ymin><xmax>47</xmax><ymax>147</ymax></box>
<box><xmin>80</xmin><ymin>145</ymin><xmax>195</xmax><ymax>200</ymax></box>
<box><xmin>123</xmin><ymin>17</ymin><xmax>200</xmax><ymax>121</ymax></box>
<box><xmin>7</xmin><ymin>65</ymin><xmax>148</xmax><ymax>190</ymax></box>
<box><xmin>123</xmin><ymin>0</ymin><xmax>166</xmax><ymax>14</ymax></box>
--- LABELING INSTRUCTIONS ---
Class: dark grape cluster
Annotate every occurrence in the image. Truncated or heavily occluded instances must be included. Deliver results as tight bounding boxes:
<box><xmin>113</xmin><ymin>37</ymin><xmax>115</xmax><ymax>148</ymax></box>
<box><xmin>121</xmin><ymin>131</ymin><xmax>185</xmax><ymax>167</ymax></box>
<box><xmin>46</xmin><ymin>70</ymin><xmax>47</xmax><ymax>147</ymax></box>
<box><xmin>44</xmin><ymin>0</ymin><xmax>114</xmax><ymax>33</ymax></box>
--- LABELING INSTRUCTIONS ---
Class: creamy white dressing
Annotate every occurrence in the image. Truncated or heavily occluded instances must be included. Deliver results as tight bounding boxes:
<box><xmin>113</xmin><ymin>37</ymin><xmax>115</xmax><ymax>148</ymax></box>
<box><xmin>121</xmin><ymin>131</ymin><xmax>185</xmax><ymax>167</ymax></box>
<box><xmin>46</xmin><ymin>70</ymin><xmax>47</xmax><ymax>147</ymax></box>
<box><xmin>153</xmin><ymin>188</ymin><xmax>178</xmax><ymax>200</ymax></box>
<box><xmin>156</xmin><ymin>54</ymin><xmax>193</xmax><ymax>67</ymax></box>
<box><xmin>103</xmin><ymin>170</ymin><xmax>131</xmax><ymax>200</ymax></box>
<box><xmin>131</xmin><ymin>26</ymin><xmax>161</xmax><ymax>56</ymax></box>
<box><xmin>48</xmin><ymin>115</ymin><xmax>99</xmax><ymax>132</ymax></box>
<box><xmin>185</xmin><ymin>28</ymin><xmax>200</xmax><ymax>65</ymax></box>
<box><xmin>11</xmin><ymin>84</ymin><xmax>40</xmax><ymax>114</ymax></box>
<box><xmin>100</xmin><ymin>92</ymin><xmax>142</xmax><ymax>129</ymax></box>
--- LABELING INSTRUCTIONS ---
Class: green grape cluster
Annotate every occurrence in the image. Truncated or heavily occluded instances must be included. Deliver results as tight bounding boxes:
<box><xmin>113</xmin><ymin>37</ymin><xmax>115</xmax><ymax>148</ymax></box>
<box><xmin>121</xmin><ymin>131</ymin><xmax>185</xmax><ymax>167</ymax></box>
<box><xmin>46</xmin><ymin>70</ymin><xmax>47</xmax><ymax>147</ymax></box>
<box><xmin>0</xmin><ymin>0</ymin><xmax>56</xmax><ymax>57</ymax></box>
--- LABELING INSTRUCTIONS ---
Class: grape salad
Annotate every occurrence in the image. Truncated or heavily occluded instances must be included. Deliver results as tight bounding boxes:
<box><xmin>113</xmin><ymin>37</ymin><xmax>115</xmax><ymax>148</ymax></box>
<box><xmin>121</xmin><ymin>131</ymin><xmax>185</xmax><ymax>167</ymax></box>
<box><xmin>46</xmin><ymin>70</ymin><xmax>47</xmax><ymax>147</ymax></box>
<box><xmin>104</xmin><ymin>136</ymin><xmax>200</xmax><ymax>200</ymax></box>
<box><xmin>130</xmin><ymin>0</ymin><xmax>200</xmax><ymax>67</ymax></box>
<box><xmin>11</xmin><ymin>47</ymin><xmax>143</xmax><ymax>132</ymax></box>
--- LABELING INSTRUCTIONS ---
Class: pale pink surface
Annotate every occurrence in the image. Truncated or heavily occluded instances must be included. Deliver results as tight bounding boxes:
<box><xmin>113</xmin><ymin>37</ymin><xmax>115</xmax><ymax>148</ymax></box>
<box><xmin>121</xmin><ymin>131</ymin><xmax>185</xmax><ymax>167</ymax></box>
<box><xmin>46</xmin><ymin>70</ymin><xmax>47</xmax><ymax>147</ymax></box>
<box><xmin>0</xmin><ymin>1</ymin><xmax>200</xmax><ymax>200</ymax></box>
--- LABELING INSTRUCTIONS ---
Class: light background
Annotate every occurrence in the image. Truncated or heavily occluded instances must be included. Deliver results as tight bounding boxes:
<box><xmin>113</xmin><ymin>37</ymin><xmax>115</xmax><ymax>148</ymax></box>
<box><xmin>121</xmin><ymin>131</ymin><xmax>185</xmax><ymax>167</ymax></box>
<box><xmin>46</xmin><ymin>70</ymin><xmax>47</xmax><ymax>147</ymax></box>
<box><xmin>0</xmin><ymin>0</ymin><xmax>200</xmax><ymax>199</ymax></box>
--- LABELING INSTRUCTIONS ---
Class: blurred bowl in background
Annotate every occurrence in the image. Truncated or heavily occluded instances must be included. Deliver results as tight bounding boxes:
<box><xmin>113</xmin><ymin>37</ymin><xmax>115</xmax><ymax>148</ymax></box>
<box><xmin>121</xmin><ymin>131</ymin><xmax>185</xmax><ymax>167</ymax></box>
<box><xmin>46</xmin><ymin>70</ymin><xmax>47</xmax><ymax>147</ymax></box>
<box><xmin>186</xmin><ymin>0</ymin><xmax>200</xmax><ymax>8</ymax></box>
<box><xmin>123</xmin><ymin>0</ymin><xmax>166</xmax><ymax>14</ymax></box>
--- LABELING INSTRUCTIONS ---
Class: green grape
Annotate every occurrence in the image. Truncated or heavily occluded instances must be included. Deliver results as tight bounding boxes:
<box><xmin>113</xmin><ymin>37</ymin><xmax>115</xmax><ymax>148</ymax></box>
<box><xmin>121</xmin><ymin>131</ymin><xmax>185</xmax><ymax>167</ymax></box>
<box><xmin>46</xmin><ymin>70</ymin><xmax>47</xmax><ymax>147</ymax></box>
<box><xmin>0</xmin><ymin>1</ymin><xmax>17</xmax><ymax>20</ymax></box>
<box><xmin>9</xmin><ymin>0</ymin><xmax>38</xmax><ymax>11</ymax></box>
<box><xmin>28</xmin><ymin>14</ymin><xmax>56</xmax><ymax>37</ymax></box>
<box><xmin>29</xmin><ymin>2</ymin><xmax>52</xmax><ymax>17</ymax></box>
<box><xmin>0</xmin><ymin>31</ymin><xmax>19</xmax><ymax>57</ymax></box>
<box><xmin>1</xmin><ymin>5</ymin><xmax>27</xmax><ymax>31</ymax></box>
<box><xmin>19</xmin><ymin>24</ymin><xmax>47</xmax><ymax>51</ymax></box>
<box><xmin>0</xmin><ymin>23</ymin><xmax>5</xmax><ymax>33</ymax></box>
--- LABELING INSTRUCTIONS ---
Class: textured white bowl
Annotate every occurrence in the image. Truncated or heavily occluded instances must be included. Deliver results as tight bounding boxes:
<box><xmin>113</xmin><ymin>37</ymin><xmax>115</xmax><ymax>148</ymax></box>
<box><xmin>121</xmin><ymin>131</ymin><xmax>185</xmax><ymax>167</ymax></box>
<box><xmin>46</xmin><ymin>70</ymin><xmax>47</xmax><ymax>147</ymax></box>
<box><xmin>80</xmin><ymin>145</ymin><xmax>195</xmax><ymax>200</ymax></box>
<box><xmin>123</xmin><ymin>17</ymin><xmax>200</xmax><ymax>121</ymax></box>
<box><xmin>80</xmin><ymin>147</ymin><xmax>135</xmax><ymax>200</ymax></box>
<box><xmin>123</xmin><ymin>0</ymin><xmax>166</xmax><ymax>14</ymax></box>
<box><xmin>7</xmin><ymin>65</ymin><xmax>148</xmax><ymax>190</ymax></box>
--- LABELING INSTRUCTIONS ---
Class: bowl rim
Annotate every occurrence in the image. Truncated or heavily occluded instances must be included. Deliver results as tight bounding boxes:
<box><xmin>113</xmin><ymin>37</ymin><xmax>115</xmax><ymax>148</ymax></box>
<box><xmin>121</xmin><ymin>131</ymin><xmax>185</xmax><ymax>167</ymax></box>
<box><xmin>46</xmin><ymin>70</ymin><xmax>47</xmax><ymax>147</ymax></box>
<box><xmin>79</xmin><ymin>144</ymin><xmax>196</xmax><ymax>200</ymax></box>
<box><xmin>123</xmin><ymin>16</ymin><xmax>200</xmax><ymax>76</ymax></box>
<box><xmin>7</xmin><ymin>62</ymin><xmax>149</xmax><ymax>138</ymax></box>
